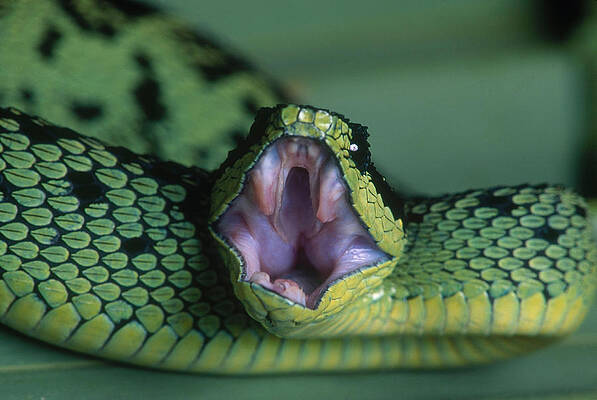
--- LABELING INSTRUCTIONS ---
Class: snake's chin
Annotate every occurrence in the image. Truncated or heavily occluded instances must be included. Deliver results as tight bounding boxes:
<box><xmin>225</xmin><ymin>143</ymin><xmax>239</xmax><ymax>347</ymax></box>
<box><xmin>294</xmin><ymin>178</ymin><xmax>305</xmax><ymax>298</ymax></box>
<box><xmin>217</xmin><ymin>137</ymin><xmax>388</xmax><ymax>309</ymax></box>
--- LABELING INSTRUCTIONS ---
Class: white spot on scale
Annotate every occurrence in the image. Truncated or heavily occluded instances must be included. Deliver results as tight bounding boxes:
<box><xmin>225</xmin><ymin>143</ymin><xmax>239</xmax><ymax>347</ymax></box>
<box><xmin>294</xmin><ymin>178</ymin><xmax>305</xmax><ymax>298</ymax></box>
<box><xmin>369</xmin><ymin>287</ymin><xmax>385</xmax><ymax>301</ymax></box>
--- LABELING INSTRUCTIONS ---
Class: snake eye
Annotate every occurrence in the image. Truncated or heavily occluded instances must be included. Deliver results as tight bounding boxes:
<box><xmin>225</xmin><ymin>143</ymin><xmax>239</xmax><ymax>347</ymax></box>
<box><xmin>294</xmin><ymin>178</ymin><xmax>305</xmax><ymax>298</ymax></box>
<box><xmin>347</xmin><ymin>124</ymin><xmax>371</xmax><ymax>173</ymax></box>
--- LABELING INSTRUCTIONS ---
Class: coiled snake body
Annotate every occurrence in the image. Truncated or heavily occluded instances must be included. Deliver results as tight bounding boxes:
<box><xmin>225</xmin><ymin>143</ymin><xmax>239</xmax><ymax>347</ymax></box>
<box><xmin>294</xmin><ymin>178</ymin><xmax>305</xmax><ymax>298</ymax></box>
<box><xmin>0</xmin><ymin>0</ymin><xmax>595</xmax><ymax>374</ymax></box>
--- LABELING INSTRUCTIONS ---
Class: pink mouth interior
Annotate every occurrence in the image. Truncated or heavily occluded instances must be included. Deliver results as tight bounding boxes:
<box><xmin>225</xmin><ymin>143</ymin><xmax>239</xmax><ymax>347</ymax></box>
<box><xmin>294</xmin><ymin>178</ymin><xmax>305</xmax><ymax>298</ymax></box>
<box><xmin>216</xmin><ymin>137</ymin><xmax>388</xmax><ymax>308</ymax></box>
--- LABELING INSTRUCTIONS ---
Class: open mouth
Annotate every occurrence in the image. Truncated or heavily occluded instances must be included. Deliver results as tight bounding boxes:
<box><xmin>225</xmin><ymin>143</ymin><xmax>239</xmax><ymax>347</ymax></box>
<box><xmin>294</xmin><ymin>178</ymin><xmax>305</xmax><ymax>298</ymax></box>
<box><xmin>216</xmin><ymin>137</ymin><xmax>389</xmax><ymax>309</ymax></box>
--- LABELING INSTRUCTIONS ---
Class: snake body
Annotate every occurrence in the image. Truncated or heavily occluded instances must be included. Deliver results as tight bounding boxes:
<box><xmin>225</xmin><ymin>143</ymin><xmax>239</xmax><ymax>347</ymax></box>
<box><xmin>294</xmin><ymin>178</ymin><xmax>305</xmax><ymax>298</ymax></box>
<box><xmin>0</xmin><ymin>0</ymin><xmax>595</xmax><ymax>374</ymax></box>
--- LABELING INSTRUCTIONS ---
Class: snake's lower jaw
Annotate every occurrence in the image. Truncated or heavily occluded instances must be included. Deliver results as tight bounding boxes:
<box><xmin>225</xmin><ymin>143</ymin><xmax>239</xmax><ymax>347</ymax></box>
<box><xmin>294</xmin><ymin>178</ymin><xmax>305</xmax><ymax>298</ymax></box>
<box><xmin>216</xmin><ymin>137</ymin><xmax>388</xmax><ymax>309</ymax></box>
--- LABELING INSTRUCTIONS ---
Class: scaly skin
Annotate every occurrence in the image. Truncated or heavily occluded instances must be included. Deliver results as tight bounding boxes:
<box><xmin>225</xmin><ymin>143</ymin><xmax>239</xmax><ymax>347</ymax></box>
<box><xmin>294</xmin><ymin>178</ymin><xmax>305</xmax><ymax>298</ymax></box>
<box><xmin>0</xmin><ymin>0</ymin><xmax>595</xmax><ymax>374</ymax></box>
<box><xmin>0</xmin><ymin>0</ymin><xmax>285</xmax><ymax>170</ymax></box>
<box><xmin>0</xmin><ymin>105</ymin><xmax>594</xmax><ymax>374</ymax></box>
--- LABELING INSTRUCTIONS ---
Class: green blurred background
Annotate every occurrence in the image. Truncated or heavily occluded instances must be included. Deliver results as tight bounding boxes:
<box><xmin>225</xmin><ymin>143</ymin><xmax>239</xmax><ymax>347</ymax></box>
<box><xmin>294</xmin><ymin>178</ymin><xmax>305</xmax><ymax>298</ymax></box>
<box><xmin>150</xmin><ymin>0</ymin><xmax>596</xmax><ymax>197</ymax></box>
<box><xmin>1</xmin><ymin>1</ymin><xmax>596</xmax><ymax>399</ymax></box>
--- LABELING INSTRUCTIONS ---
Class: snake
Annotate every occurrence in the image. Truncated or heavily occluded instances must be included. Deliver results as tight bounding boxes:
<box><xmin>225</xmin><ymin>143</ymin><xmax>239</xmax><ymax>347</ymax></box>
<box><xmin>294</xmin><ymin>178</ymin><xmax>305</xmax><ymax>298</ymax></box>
<box><xmin>0</xmin><ymin>0</ymin><xmax>595</xmax><ymax>374</ymax></box>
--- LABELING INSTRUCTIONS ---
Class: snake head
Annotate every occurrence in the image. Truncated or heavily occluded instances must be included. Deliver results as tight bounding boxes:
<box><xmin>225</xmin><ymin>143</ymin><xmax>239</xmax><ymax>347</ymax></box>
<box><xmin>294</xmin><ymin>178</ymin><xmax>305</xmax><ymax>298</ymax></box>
<box><xmin>209</xmin><ymin>104</ymin><xmax>406</xmax><ymax>337</ymax></box>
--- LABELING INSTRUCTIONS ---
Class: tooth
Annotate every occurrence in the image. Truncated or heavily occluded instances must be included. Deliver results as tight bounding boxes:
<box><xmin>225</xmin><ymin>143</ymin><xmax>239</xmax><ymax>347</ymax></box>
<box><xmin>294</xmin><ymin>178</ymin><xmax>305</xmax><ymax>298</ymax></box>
<box><xmin>271</xmin><ymin>168</ymin><xmax>285</xmax><ymax>237</ymax></box>
<box><xmin>308</xmin><ymin>168</ymin><xmax>320</xmax><ymax>218</ymax></box>
<box><xmin>272</xmin><ymin>152</ymin><xmax>291</xmax><ymax>241</ymax></box>
<box><xmin>273</xmin><ymin>279</ymin><xmax>306</xmax><ymax>306</ymax></box>
<box><xmin>317</xmin><ymin>162</ymin><xmax>345</xmax><ymax>223</ymax></box>
<box><xmin>308</xmin><ymin>146</ymin><xmax>326</xmax><ymax>216</ymax></box>
<box><xmin>251</xmin><ymin>149</ymin><xmax>279</xmax><ymax>216</ymax></box>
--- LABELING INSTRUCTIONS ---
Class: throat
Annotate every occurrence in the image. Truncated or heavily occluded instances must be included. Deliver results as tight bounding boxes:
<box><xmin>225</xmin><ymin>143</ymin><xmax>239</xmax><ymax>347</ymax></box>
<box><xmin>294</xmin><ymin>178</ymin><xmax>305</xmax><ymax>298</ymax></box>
<box><xmin>282</xmin><ymin>249</ymin><xmax>322</xmax><ymax>294</ymax></box>
<box><xmin>277</xmin><ymin>167</ymin><xmax>319</xmax><ymax>244</ymax></box>
<box><xmin>216</xmin><ymin>137</ymin><xmax>388</xmax><ymax>308</ymax></box>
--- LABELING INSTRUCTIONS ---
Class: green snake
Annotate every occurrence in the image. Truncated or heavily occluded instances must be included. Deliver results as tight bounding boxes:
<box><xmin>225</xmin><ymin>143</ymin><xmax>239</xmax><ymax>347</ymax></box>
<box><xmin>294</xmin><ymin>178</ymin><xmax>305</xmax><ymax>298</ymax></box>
<box><xmin>0</xmin><ymin>0</ymin><xmax>595</xmax><ymax>374</ymax></box>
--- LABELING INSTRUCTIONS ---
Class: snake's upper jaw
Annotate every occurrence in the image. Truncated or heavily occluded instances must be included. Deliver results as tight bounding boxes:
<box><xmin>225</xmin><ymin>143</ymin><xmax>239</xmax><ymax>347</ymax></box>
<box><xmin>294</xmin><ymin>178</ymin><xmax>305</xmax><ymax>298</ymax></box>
<box><xmin>216</xmin><ymin>136</ymin><xmax>389</xmax><ymax>309</ymax></box>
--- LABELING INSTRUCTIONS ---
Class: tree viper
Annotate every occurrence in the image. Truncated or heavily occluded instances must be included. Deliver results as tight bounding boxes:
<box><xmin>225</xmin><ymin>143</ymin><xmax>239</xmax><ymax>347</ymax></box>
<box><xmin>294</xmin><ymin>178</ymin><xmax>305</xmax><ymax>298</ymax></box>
<box><xmin>0</xmin><ymin>0</ymin><xmax>595</xmax><ymax>374</ymax></box>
